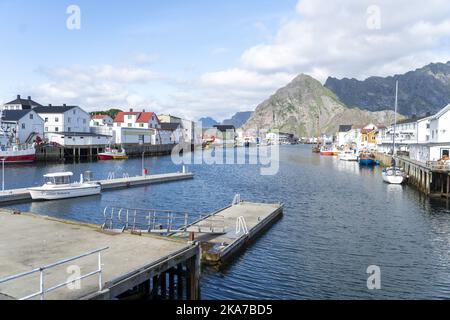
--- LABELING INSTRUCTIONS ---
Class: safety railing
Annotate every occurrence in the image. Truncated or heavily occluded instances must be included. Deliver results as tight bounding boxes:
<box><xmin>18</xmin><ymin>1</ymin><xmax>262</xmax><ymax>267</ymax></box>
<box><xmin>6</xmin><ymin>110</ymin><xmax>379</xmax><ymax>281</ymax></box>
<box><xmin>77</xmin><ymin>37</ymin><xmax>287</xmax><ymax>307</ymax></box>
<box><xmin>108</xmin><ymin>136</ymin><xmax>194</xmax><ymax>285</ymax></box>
<box><xmin>102</xmin><ymin>206</ymin><xmax>225</xmax><ymax>234</ymax></box>
<box><xmin>0</xmin><ymin>247</ymin><xmax>108</xmax><ymax>300</ymax></box>
<box><xmin>426</xmin><ymin>160</ymin><xmax>450</xmax><ymax>172</ymax></box>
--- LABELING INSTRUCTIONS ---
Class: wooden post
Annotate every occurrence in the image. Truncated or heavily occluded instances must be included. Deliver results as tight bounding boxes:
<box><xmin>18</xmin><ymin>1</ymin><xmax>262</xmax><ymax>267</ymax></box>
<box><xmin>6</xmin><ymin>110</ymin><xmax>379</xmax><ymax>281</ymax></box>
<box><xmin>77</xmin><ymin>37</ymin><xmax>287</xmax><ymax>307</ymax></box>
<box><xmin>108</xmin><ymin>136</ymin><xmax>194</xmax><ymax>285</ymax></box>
<box><xmin>151</xmin><ymin>275</ymin><xmax>159</xmax><ymax>299</ymax></box>
<box><xmin>169</xmin><ymin>269</ymin><xmax>175</xmax><ymax>300</ymax></box>
<box><xmin>447</xmin><ymin>175</ymin><xmax>450</xmax><ymax>199</ymax></box>
<box><xmin>177</xmin><ymin>264</ymin><xmax>184</xmax><ymax>300</ymax></box>
<box><xmin>160</xmin><ymin>272</ymin><xmax>167</xmax><ymax>299</ymax></box>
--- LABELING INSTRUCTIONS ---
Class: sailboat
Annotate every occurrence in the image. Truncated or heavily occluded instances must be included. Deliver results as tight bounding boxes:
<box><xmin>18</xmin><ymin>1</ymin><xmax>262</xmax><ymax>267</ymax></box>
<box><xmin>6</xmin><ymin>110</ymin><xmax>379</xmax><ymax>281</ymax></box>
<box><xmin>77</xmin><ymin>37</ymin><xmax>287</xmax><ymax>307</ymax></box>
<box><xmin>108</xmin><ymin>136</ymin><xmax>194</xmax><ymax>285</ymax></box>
<box><xmin>382</xmin><ymin>81</ymin><xmax>406</xmax><ymax>185</ymax></box>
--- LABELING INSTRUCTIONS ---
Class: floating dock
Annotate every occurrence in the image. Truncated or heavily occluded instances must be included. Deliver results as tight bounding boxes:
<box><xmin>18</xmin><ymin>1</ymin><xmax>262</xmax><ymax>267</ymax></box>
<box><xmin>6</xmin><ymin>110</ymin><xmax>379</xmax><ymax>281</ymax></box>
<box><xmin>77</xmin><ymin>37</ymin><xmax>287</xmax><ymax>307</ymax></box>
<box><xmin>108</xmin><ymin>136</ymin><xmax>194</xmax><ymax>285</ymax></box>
<box><xmin>184</xmin><ymin>200</ymin><xmax>284</xmax><ymax>265</ymax></box>
<box><xmin>0</xmin><ymin>209</ymin><xmax>200</xmax><ymax>300</ymax></box>
<box><xmin>0</xmin><ymin>171</ymin><xmax>194</xmax><ymax>204</ymax></box>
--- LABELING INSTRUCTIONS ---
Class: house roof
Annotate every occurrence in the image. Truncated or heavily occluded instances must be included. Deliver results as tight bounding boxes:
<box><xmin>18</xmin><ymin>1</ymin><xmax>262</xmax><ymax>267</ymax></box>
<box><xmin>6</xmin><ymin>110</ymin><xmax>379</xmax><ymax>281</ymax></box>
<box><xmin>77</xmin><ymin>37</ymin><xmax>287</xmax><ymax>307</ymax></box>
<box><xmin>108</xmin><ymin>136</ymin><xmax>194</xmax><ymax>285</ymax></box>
<box><xmin>213</xmin><ymin>125</ymin><xmax>235</xmax><ymax>132</ymax></box>
<box><xmin>91</xmin><ymin>115</ymin><xmax>110</xmax><ymax>120</ymax></box>
<box><xmin>114</xmin><ymin>112</ymin><xmax>160</xmax><ymax>124</ymax></box>
<box><xmin>338</xmin><ymin>125</ymin><xmax>352</xmax><ymax>132</ymax></box>
<box><xmin>160</xmin><ymin>123</ymin><xmax>181</xmax><ymax>131</ymax></box>
<box><xmin>4</xmin><ymin>95</ymin><xmax>43</xmax><ymax>107</ymax></box>
<box><xmin>431</xmin><ymin>103</ymin><xmax>450</xmax><ymax>120</ymax></box>
<box><xmin>34</xmin><ymin>105</ymin><xmax>78</xmax><ymax>114</ymax></box>
<box><xmin>1</xmin><ymin>110</ymin><xmax>33</xmax><ymax>122</ymax></box>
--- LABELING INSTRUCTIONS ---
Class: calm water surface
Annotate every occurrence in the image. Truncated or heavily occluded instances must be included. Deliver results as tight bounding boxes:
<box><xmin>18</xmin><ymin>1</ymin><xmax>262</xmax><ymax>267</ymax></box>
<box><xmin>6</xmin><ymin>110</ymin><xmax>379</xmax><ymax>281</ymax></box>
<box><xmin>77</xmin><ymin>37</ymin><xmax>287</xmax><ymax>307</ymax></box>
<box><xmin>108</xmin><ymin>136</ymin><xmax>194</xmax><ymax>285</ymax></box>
<box><xmin>3</xmin><ymin>145</ymin><xmax>450</xmax><ymax>299</ymax></box>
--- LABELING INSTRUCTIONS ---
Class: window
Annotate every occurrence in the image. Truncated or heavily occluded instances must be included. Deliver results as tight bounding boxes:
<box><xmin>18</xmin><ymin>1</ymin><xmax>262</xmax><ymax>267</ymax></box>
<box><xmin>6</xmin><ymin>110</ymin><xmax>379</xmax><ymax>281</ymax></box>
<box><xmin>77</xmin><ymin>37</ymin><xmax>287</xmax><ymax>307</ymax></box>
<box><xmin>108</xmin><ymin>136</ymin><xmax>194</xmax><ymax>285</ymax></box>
<box><xmin>442</xmin><ymin>149</ymin><xmax>449</xmax><ymax>157</ymax></box>
<box><xmin>427</xmin><ymin>123</ymin><xmax>430</xmax><ymax>129</ymax></box>
<box><xmin>45</xmin><ymin>117</ymin><xmax>48</xmax><ymax>123</ymax></box>
<box><xmin>45</xmin><ymin>127</ymin><xmax>48</xmax><ymax>132</ymax></box>
<box><xmin>30</xmin><ymin>114</ymin><xmax>33</xmax><ymax>120</ymax></box>
<box><xmin>128</xmin><ymin>115</ymin><xmax>132</xmax><ymax>120</ymax></box>
<box><xmin>128</xmin><ymin>123</ymin><xmax>132</xmax><ymax>127</ymax></box>
<box><xmin>139</xmin><ymin>123</ymin><xmax>144</xmax><ymax>128</ymax></box>
<box><xmin>68</xmin><ymin>117</ymin><xmax>71</xmax><ymax>123</ymax></box>
<box><xmin>21</xmin><ymin>123</ymin><xmax>25</xmax><ymax>129</ymax></box>
<box><xmin>55</xmin><ymin>127</ymin><xmax>59</xmax><ymax>132</ymax></box>
<box><xmin>73</xmin><ymin>110</ymin><xmax>76</xmax><ymax>115</ymax></box>
<box><xmin>68</xmin><ymin>127</ymin><xmax>71</xmax><ymax>132</ymax></box>
<box><xmin>55</xmin><ymin>117</ymin><xmax>59</xmax><ymax>122</ymax></box>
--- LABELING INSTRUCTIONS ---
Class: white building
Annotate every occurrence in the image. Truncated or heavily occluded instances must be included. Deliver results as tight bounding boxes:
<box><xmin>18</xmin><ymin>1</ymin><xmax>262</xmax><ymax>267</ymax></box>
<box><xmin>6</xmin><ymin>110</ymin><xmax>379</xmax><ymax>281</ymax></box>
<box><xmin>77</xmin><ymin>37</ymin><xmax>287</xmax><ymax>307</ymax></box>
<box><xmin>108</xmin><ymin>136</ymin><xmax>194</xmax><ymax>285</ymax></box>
<box><xmin>1</xmin><ymin>109</ymin><xmax>44</xmax><ymax>144</ymax></box>
<box><xmin>160</xmin><ymin>122</ymin><xmax>183</xmax><ymax>144</ymax></box>
<box><xmin>113</xmin><ymin>110</ymin><xmax>161</xmax><ymax>145</ymax></box>
<box><xmin>34</xmin><ymin>105</ymin><xmax>90</xmax><ymax>135</ymax></box>
<box><xmin>336</xmin><ymin>125</ymin><xmax>354</xmax><ymax>147</ymax></box>
<box><xmin>409</xmin><ymin>105</ymin><xmax>450</xmax><ymax>162</ymax></box>
<box><xmin>159</xmin><ymin>114</ymin><xmax>199</xmax><ymax>144</ymax></box>
<box><xmin>46</xmin><ymin>132</ymin><xmax>111</xmax><ymax>147</ymax></box>
<box><xmin>90</xmin><ymin>114</ymin><xmax>113</xmax><ymax>127</ymax></box>
<box><xmin>2</xmin><ymin>95</ymin><xmax>43</xmax><ymax>111</ymax></box>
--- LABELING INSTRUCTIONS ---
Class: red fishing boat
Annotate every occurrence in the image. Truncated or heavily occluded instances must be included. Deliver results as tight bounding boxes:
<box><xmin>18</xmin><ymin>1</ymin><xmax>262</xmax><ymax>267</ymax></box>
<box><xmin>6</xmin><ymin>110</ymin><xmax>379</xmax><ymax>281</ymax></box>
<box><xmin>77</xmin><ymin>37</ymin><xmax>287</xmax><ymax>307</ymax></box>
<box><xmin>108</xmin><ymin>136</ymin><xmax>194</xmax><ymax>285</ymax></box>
<box><xmin>0</xmin><ymin>145</ymin><xmax>36</xmax><ymax>164</ymax></box>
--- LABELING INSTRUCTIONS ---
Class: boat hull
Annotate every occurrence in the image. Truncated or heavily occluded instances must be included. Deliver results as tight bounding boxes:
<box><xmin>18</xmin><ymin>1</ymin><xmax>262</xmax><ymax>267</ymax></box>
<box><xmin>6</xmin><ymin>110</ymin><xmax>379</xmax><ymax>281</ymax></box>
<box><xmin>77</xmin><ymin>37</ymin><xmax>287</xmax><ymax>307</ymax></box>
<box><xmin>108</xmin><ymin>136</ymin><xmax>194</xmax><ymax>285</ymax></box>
<box><xmin>359</xmin><ymin>158</ymin><xmax>376</xmax><ymax>166</ymax></box>
<box><xmin>320</xmin><ymin>151</ymin><xmax>335</xmax><ymax>156</ymax></box>
<box><xmin>98</xmin><ymin>154</ymin><xmax>129</xmax><ymax>160</ymax></box>
<box><xmin>0</xmin><ymin>154</ymin><xmax>35</xmax><ymax>164</ymax></box>
<box><xmin>382</xmin><ymin>173</ymin><xmax>405</xmax><ymax>185</ymax></box>
<box><xmin>28</xmin><ymin>184</ymin><xmax>101</xmax><ymax>200</ymax></box>
<box><xmin>339</xmin><ymin>154</ymin><xmax>358</xmax><ymax>161</ymax></box>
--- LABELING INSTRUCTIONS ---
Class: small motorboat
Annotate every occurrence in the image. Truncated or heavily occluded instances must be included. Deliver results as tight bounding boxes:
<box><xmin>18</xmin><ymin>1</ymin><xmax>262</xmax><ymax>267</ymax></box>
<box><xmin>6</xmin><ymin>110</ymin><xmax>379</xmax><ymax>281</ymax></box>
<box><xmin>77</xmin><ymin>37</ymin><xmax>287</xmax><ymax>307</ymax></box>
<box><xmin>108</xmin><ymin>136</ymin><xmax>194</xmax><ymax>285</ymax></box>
<box><xmin>28</xmin><ymin>172</ymin><xmax>101</xmax><ymax>200</ymax></box>
<box><xmin>338</xmin><ymin>150</ymin><xmax>358</xmax><ymax>161</ymax></box>
<box><xmin>382</xmin><ymin>167</ymin><xmax>406</xmax><ymax>185</ymax></box>
<box><xmin>98</xmin><ymin>147</ymin><xmax>128</xmax><ymax>160</ymax></box>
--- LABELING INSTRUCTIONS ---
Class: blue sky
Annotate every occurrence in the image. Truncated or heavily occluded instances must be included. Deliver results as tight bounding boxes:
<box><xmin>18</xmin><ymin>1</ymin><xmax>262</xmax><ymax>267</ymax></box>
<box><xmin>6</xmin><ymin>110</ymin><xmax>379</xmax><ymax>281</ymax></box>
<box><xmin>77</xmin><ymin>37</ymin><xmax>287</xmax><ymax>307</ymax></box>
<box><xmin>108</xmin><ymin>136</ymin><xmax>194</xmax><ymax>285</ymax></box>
<box><xmin>1</xmin><ymin>0</ymin><xmax>450</xmax><ymax>120</ymax></box>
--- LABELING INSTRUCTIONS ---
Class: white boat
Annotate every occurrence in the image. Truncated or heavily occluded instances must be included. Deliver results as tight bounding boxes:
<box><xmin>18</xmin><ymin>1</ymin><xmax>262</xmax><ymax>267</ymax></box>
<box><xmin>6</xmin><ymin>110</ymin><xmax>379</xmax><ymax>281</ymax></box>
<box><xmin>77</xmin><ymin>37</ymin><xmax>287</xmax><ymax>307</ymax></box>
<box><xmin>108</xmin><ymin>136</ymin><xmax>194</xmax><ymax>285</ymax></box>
<box><xmin>382</xmin><ymin>167</ymin><xmax>406</xmax><ymax>185</ymax></box>
<box><xmin>338</xmin><ymin>150</ymin><xmax>358</xmax><ymax>161</ymax></box>
<box><xmin>28</xmin><ymin>172</ymin><xmax>101</xmax><ymax>200</ymax></box>
<box><xmin>382</xmin><ymin>81</ymin><xmax>405</xmax><ymax>185</ymax></box>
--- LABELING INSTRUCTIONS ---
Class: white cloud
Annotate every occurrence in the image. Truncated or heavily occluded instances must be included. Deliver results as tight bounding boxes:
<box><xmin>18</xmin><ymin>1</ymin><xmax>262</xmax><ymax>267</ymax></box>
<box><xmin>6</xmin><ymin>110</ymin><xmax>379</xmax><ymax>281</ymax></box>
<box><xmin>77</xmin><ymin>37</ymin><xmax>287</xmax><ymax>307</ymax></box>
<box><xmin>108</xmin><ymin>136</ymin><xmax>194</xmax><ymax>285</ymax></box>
<box><xmin>240</xmin><ymin>0</ymin><xmax>450</xmax><ymax>81</ymax></box>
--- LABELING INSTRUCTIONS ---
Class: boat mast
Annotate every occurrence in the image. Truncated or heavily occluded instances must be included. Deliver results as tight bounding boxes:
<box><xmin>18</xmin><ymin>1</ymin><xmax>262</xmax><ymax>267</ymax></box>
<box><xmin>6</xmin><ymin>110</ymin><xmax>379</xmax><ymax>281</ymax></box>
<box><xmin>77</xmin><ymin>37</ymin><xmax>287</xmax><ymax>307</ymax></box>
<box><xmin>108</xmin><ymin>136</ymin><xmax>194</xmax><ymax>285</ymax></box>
<box><xmin>316</xmin><ymin>114</ymin><xmax>320</xmax><ymax>146</ymax></box>
<box><xmin>392</xmin><ymin>80</ymin><xmax>398</xmax><ymax>159</ymax></box>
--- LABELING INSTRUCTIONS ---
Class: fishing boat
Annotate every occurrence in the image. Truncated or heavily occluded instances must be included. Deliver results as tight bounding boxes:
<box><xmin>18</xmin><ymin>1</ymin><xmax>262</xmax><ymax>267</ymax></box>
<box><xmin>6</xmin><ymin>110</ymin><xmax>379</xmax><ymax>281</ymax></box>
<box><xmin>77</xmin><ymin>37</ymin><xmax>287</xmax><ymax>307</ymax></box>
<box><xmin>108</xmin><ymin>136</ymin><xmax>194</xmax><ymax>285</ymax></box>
<box><xmin>359</xmin><ymin>152</ymin><xmax>376</xmax><ymax>166</ymax></box>
<box><xmin>98</xmin><ymin>147</ymin><xmax>128</xmax><ymax>160</ymax></box>
<box><xmin>28</xmin><ymin>172</ymin><xmax>101</xmax><ymax>200</ymax></box>
<box><xmin>382</xmin><ymin>80</ymin><xmax>406</xmax><ymax>185</ymax></box>
<box><xmin>0</xmin><ymin>145</ymin><xmax>36</xmax><ymax>164</ymax></box>
<box><xmin>320</xmin><ymin>145</ymin><xmax>338</xmax><ymax>156</ymax></box>
<box><xmin>338</xmin><ymin>150</ymin><xmax>358</xmax><ymax>161</ymax></box>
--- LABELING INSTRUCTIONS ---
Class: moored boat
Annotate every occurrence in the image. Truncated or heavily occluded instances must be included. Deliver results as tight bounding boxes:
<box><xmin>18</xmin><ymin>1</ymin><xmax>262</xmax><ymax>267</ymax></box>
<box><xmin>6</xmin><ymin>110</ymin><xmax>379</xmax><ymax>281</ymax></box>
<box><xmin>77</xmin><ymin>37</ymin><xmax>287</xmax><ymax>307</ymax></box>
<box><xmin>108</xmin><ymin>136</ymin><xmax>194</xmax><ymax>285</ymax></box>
<box><xmin>320</xmin><ymin>145</ymin><xmax>338</xmax><ymax>156</ymax></box>
<box><xmin>338</xmin><ymin>150</ymin><xmax>358</xmax><ymax>161</ymax></box>
<box><xmin>382</xmin><ymin>167</ymin><xmax>406</xmax><ymax>184</ymax></box>
<box><xmin>0</xmin><ymin>145</ymin><xmax>36</xmax><ymax>164</ymax></box>
<box><xmin>28</xmin><ymin>172</ymin><xmax>101</xmax><ymax>200</ymax></box>
<box><xmin>98</xmin><ymin>147</ymin><xmax>128</xmax><ymax>160</ymax></box>
<box><xmin>359</xmin><ymin>152</ymin><xmax>376</xmax><ymax>166</ymax></box>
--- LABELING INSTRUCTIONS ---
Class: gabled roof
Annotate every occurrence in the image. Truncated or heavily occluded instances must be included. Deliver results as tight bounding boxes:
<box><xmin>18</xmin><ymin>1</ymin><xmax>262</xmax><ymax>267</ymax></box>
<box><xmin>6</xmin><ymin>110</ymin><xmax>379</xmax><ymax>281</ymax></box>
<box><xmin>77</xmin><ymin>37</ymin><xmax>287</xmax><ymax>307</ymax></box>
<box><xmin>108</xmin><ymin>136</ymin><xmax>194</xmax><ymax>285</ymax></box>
<box><xmin>91</xmin><ymin>115</ymin><xmax>110</xmax><ymax>120</ymax></box>
<box><xmin>34</xmin><ymin>105</ymin><xmax>78</xmax><ymax>114</ymax></box>
<box><xmin>431</xmin><ymin>103</ymin><xmax>450</xmax><ymax>120</ymax></box>
<box><xmin>1</xmin><ymin>109</ymin><xmax>33</xmax><ymax>122</ymax></box>
<box><xmin>4</xmin><ymin>95</ymin><xmax>43</xmax><ymax>107</ymax></box>
<box><xmin>160</xmin><ymin>122</ymin><xmax>181</xmax><ymax>131</ymax></box>
<box><xmin>338</xmin><ymin>125</ymin><xmax>352</xmax><ymax>133</ymax></box>
<box><xmin>114</xmin><ymin>112</ymin><xmax>160</xmax><ymax>124</ymax></box>
<box><xmin>214</xmin><ymin>125</ymin><xmax>235</xmax><ymax>132</ymax></box>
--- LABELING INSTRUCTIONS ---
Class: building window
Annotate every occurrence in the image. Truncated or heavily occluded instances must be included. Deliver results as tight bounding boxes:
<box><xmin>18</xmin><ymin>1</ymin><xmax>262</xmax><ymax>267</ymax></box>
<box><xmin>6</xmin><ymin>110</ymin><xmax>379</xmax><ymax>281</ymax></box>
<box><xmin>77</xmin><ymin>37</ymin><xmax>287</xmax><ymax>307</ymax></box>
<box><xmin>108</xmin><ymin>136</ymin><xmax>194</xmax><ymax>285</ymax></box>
<box><xmin>128</xmin><ymin>115</ymin><xmax>132</xmax><ymax>120</ymax></box>
<box><xmin>45</xmin><ymin>127</ymin><xmax>48</xmax><ymax>132</ymax></box>
<box><xmin>21</xmin><ymin>123</ymin><xmax>25</xmax><ymax>129</ymax></box>
<box><xmin>128</xmin><ymin>123</ymin><xmax>132</xmax><ymax>127</ymax></box>
<box><xmin>30</xmin><ymin>114</ymin><xmax>33</xmax><ymax>120</ymax></box>
<box><xmin>139</xmin><ymin>123</ymin><xmax>144</xmax><ymax>128</ymax></box>
<box><xmin>55</xmin><ymin>127</ymin><xmax>59</xmax><ymax>132</ymax></box>
<box><xmin>68</xmin><ymin>127</ymin><xmax>71</xmax><ymax>132</ymax></box>
<box><xmin>55</xmin><ymin>117</ymin><xmax>59</xmax><ymax>122</ymax></box>
<box><xmin>45</xmin><ymin>117</ymin><xmax>48</xmax><ymax>122</ymax></box>
<box><xmin>68</xmin><ymin>117</ymin><xmax>71</xmax><ymax>123</ymax></box>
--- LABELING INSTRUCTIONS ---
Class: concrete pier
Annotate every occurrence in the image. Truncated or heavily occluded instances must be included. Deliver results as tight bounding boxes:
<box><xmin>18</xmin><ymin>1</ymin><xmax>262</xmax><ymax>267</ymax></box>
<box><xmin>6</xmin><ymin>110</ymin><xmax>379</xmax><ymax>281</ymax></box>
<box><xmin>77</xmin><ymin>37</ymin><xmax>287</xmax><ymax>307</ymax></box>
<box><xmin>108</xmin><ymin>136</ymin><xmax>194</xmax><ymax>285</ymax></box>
<box><xmin>0</xmin><ymin>209</ymin><xmax>200</xmax><ymax>300</ymax></box>
<box><xmin>184</xmin><ymin>201</ymin><xmax>284</xmax><ymax>265</ymax></box>
<box><xmin>0</xmin><ymin>171</ymin><xmax>194</xmax><ymax>204</ymax></box>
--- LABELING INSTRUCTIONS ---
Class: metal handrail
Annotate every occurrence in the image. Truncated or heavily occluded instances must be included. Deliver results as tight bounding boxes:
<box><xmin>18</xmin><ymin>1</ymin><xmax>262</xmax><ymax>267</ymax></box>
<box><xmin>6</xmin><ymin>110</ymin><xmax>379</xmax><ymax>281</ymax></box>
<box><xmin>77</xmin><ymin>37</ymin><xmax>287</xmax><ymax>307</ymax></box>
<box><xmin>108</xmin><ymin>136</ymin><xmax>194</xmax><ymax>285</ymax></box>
<box><xmin>0</xmin><ymin>247</ymin><xmax>109</xmax><ymax>300</ymax></box>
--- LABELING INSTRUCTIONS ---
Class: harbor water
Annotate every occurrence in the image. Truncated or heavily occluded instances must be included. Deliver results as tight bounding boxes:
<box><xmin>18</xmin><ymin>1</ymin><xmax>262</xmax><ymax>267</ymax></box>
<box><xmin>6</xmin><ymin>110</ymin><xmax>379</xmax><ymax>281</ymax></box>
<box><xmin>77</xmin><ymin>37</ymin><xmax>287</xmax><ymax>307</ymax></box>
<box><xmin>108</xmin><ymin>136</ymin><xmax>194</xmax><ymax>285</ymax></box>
<box><xmin>3</xmin><ymin>145</ymin><xmax>450</xmax><ymax>299</ymax></box>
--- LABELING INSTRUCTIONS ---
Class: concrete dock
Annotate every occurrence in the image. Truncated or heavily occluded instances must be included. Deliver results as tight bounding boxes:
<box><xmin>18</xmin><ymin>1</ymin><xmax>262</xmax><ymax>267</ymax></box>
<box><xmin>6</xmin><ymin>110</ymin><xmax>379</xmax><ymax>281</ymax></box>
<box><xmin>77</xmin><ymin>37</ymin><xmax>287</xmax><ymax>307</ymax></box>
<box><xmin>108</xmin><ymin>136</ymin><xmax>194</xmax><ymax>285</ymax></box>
<box><xmin>0</xmin><ymin>209</ymin><xmax>200</xmax><ymax>300</ymax></box>
<box><xmin>0</xmin><ymin>171</ymin><xmax>194</xmax><ymax>204</ymax></box>
<box><xmin>184</xmin><ymin>201</ymin><xmax>284</xmax><ymax>265</ymax></box>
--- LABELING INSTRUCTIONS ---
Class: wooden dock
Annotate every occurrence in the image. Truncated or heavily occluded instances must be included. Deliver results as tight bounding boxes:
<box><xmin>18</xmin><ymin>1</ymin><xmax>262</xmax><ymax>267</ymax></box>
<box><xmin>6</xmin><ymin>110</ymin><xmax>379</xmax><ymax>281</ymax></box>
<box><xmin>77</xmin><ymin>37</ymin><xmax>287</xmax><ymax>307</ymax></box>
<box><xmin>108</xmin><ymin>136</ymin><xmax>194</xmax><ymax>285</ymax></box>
<box><xmin>184</xmin><ymin>200</ymin><xmax>284</xmax><ymax>265</ymax></box>
<box><xmin>0</xmin><ymin>209</ymin><xmax>200</xmax><ymax>300</ymax></box>
<box><xmin>0</xmin><ymin>171</ymin><xmax>194</xmax><ymax>204</ymax></box>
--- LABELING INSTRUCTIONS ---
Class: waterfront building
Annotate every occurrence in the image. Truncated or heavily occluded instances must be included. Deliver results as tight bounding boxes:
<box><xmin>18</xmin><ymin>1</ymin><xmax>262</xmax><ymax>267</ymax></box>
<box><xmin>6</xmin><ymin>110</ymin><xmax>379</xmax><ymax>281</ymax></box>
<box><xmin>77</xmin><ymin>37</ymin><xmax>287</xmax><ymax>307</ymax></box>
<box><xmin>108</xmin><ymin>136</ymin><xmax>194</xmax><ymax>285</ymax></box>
<box><xmin>376</xmin><ymin>117</ymin><xmax>422</xmax><ymax>154</ymax></box>
<box><xmin>266</xmin><ymin>131</ymin><xmax>297</xmax><ymax>145</ymax></box>
<box><xmin>159</xmin><ymin>114</ymin><xmax>197</xmax><ymax>144</ymax></box>
<box><xmin>2</xmin><ymin>95</ymin><xmax>43</xmax><ymax>111</ymax></box>
<box><xmin>409</xmin><ymin>104</ymin><xmax>450</xmax><ymax>162</ymax></box>
<box><xmin>336</xmin><ymin>125</ymin><xmax>354</xmax><ymax>148</ymax></box>
<box><xmin>34</xmin><ymin>105</ymin><xmax>91</xmax><ymax>135</ymax></box>
<box><xmin>159</xmin><ymin>122</ymin><xmax>183</xmax><ymax>144</ymax></box>
<box><xmin>112</xmin><ymin>109</ymin><xmax>161</xmax><ymax>145</ymax></box>
<box><xmin>211</xmin><ymin>125</ymin><xmax>237</xmax><ymax>146</ymax></box>
<box><xmin>1</xmin><ymin>109</ymin><xmax>44</xmax><ymax>144</ymax></box>
<box><xmin>90</xmin><ymin>114</ymin><xmax>113</xmax><ymax>127</ymax></box>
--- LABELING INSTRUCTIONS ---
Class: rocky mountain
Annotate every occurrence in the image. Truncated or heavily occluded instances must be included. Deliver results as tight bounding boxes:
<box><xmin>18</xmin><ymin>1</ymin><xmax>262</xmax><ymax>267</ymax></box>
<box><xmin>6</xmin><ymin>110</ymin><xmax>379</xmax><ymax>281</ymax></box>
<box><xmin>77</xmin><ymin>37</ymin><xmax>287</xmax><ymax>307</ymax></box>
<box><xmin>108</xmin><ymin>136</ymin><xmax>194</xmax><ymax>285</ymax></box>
<box><xmin>198</xmin><ymin>117</ymin><xmax>219</xmax><ymax>128</ymax></box>
<box><xmin>242</xmin><ymin>74</ymin><xmax>402</xmax><ymax>137</ymax></box>
<box><xmin>324</xmin><ymin>61</ymin><xmax>450</xmax><ymax>116</ymax></box>
<box><xmin>222</xmin><ymin>111</ymin><xmax>253</xmax><ymax>128</ymax></box>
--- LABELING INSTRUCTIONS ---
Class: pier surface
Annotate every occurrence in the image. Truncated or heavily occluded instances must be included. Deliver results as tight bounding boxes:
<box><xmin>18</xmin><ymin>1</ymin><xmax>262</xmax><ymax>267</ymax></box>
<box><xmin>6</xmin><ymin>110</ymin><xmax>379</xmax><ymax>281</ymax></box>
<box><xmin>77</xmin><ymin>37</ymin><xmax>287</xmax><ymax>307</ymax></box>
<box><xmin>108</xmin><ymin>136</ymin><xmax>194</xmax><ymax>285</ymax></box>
<box><xmin>186</xmin><ymin>201</ymin><xmax>284</xmax><ymax>264</ymax></box>
<box><xmin>0</xmin><ymin>171</ymin><xmax>194</xmax><ymax>204</ymax></box>
<box><xmin>0</xmin><ymin>209</ymin><xmax>199</xmax><ymax>300</ymax></box>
